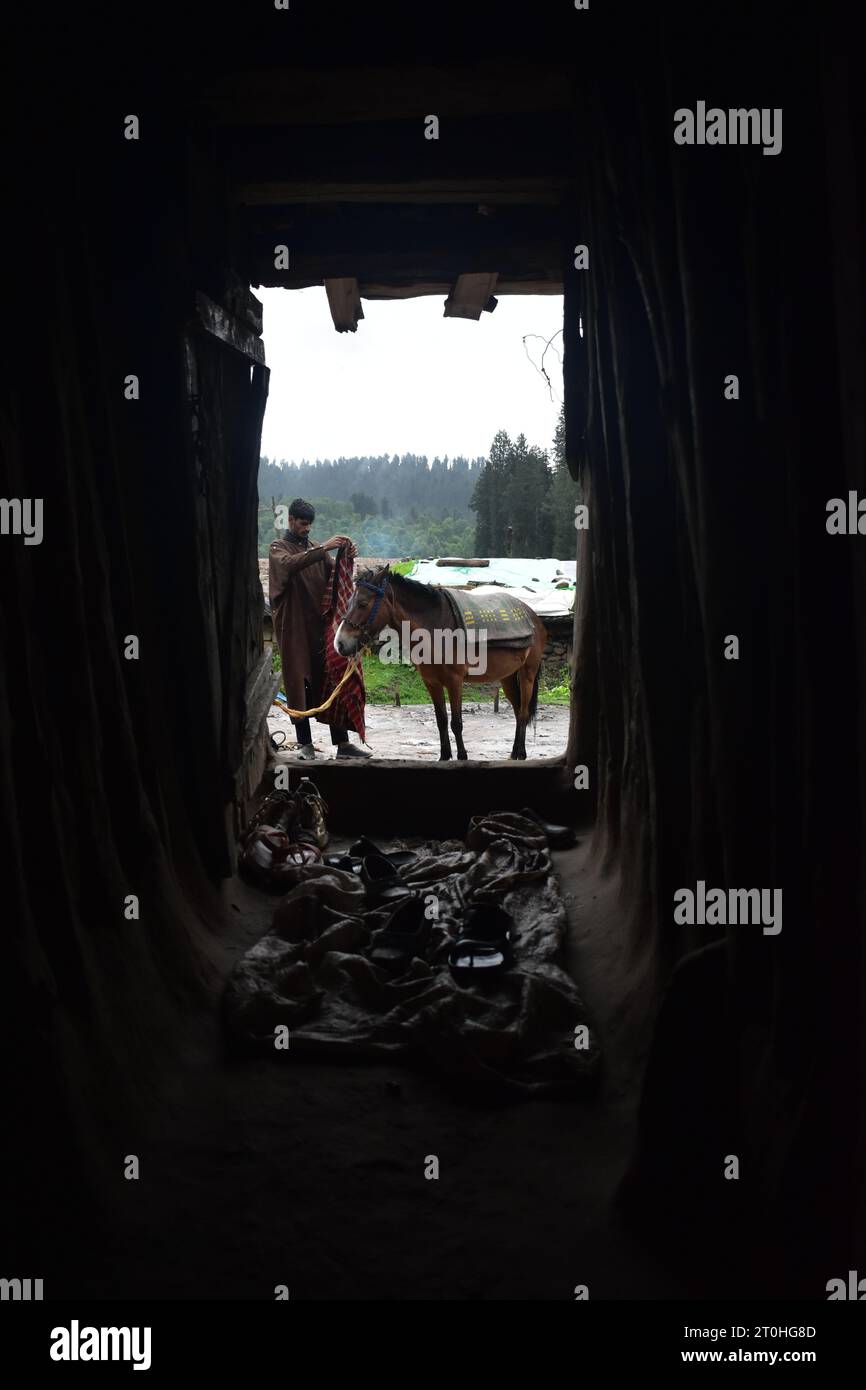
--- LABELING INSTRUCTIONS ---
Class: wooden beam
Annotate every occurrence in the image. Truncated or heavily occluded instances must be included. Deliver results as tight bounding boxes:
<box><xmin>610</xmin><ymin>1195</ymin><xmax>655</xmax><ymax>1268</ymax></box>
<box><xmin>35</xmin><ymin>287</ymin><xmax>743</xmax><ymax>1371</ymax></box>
<box><xmin>562</xmin><ymin>209</ymin><xmax>586</xmax><ymax>483</ymax></box>
<box><xmin>243</xmin><ymin>650</ymin><xmax>281</xmax><ymax>749</ymax></box>
<box><xmin>190</xmin><ymin>62</ymin><xmax>575</xmax><ymax>128</ymax></box>
<box><xmin>225</xmin><ymin>113</ymin><xmax>570</xmax><ymax>191</ymax></box>
<box><xmin>240</xmin><ymin>200</ymin><xmax>560</xmax><ymax>253</ymax></box>
<box><xmin>357</xmin><ymin>282</ymin><xmax>453</xmax><ymax>299</ymax></box>
<box><xmin>357</xmin><ymin>280</ymin><xmax>562</xmax><ymax>299</ymax></box>
<box><xmin>324</xmin><ymin>278</ymin><xmax>364</xmax><ymax>333</ymax></box>
<box><xmin>237</xmin><ymin>179</ymin><xmax>568</xmax><ymax>207</ymax></box>
<box><xmin>253</xmin><ymin>278</ymin><xmax>561</xmax><ymax>300</ymax></box>
<box><xmin>194</xmin><ymin>291</ymin><xmax>265</xmax><ymax>364</ymax></box>
<box><xmin>241</xmin><ymin>207</ymin><xmax>564</xmax><ymax>287</ymax></box>
<box><xmin>443</xmin><ymin>271</ymin><xmax>499</xmax><ymax>320</ymax></box>
<box><xmin>247</xmin><ymin>242</ymin><xmax>560</xmax><ymax>287</ymax></box>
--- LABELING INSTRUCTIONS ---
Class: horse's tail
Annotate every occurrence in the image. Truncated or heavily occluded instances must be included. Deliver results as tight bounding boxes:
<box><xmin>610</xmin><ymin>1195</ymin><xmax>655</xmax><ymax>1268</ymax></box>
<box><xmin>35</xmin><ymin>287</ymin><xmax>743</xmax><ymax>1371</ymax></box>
<box><xmin>528</xmin><ymin>664</ymin><xmax>541</xmax><ymax>724</ymax></box>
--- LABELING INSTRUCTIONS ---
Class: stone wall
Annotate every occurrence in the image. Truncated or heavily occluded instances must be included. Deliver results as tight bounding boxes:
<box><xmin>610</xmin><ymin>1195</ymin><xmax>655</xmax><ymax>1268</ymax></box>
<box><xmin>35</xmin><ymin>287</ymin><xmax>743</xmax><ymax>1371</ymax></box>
<box><xmin>540</xmin><ymin>616</ymin><xmax>573</xmax><ymax>684</ymax></box>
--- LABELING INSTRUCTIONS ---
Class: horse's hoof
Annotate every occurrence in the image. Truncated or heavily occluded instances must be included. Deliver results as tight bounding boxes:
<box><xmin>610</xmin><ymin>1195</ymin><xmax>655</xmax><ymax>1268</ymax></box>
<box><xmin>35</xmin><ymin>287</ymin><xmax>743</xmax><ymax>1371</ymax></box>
<box><xmin>457</xmin><ymin>751</ymin><xmax>468</xmax><ymax>761</ymax></box>
<box><xmin>439</xmin><ymin>753</ymin><xmax>452</xmax><ymax>762</ymax></box>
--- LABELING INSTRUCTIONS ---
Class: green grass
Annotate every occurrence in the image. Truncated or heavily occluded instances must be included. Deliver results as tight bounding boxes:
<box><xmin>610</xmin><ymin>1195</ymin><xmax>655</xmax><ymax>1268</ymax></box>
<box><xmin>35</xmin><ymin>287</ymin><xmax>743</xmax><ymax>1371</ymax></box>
<box><xmin>362</xmin><ymin>657</ymin><xmax>504</xmax><ymax>705</ymax></box>
<box><xmin>272</xmin><ymin>647</ymin><xmax>570</xmax><ymax>707</ymax></box>
<box><xmin>540</xmin><ymin>667</ymin><xmax>572</xmax><ymax>705</ymax></box>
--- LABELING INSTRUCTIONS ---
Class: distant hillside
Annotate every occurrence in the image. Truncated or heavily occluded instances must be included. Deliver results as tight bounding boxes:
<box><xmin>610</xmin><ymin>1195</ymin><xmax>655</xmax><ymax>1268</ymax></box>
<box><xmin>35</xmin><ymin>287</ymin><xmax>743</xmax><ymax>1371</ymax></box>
<box><xmin>258</xmin><ymin>453</ymin><xmax>481</xmax><ymax>558</ymax></box>
<box><xmin>258</xmin><ymin>410</ymin><xmax>579</xmax><ymax>560</ymax></box>
<box><xmin>259</xmin><ymin>453</ymin><xmax>484</xmax><ymax>518</ymax></box>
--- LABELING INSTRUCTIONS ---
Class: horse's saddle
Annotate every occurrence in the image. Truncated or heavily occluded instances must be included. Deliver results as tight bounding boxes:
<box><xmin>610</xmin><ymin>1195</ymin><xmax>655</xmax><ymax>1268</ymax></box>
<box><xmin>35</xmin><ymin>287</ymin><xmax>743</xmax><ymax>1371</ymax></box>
<box><xmin>441</xmin><ymin>587</ymin><xmax>536</xmax><ymax>647</ymax></box>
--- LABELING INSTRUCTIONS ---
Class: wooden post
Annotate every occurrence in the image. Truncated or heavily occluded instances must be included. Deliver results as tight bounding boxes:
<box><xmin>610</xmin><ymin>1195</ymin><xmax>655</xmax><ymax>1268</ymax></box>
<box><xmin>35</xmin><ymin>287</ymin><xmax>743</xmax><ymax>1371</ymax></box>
<box><xmin>324</xmin><ymin>277</ymin><xmax>364</xmax><ymax>332</ymax></box>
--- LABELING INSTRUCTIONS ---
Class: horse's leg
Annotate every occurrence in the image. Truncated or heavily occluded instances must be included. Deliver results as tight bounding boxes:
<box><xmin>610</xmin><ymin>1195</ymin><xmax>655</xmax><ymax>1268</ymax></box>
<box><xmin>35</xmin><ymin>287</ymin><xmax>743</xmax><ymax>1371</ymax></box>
<box><xmin>419</xmin><ymin>668</ymin><xmax>452</xmax><ymax>760</ymax></box>
<box><xmin>514</xmin><ymin>654</ymin><xmax>542</xmax><ymax>760</ymax></box>
<box><xmin>500</xmin><ymin>672</ymin><xmax>522</xmax><ymax>759</ymax></box>
<box><xmin>514</xmin><ymin>664</ymin><xmax>532</xmax><ymax>760</ymax></box>
<box><xmin>442</xmin><ymin>670</ymin><xmax>468</xmax><ymax>761</ymax></box>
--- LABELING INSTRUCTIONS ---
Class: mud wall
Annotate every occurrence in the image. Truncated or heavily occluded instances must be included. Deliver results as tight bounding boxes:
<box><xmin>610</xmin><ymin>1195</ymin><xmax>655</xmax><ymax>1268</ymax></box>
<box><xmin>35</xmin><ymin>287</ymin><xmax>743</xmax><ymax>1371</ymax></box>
<box><xmin>563</xmin><ymin>33</ymin><xmax>865</xmax><ymax>1285</ymax></box>
<box><xmin>1</xmin><ymin>83</ymin><xmax>269</xmax><ymax>1262</ymax></box>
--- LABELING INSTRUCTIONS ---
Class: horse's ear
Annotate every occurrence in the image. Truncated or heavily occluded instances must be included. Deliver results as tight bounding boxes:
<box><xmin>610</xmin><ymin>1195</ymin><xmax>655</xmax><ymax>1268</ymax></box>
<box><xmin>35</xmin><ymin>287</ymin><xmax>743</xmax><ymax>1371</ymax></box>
<box><xmin>382</xmin><ymin>563</ymin><xmax>391</xmax><ymax>573</ymax></box>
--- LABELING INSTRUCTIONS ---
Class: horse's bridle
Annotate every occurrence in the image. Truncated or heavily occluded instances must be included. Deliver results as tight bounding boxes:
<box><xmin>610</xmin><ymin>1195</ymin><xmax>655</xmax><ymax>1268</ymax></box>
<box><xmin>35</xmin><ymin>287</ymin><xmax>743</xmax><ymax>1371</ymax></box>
<box><xmin>353</xmin><ymin>576</ymin><xmax>393</xmax><ymax>646</ymax></box>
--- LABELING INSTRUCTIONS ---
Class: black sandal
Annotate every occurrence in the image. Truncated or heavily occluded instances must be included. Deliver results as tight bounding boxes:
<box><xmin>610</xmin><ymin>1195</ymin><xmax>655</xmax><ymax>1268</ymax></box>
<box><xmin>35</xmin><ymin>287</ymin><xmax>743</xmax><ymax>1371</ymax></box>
<box><xmin>368</xmin><ymin>896</ymin><xmax>430</xmax><ymax>972</ymax></box>
<box><xmin>323</xmin><ymin>853</ymin><xmax>363</xmax><ymax>873</ymax></box>
<box><xmin>448</xmin><ymin>898</ymin><xmax>514</xmax><ymax>980</ymax></box>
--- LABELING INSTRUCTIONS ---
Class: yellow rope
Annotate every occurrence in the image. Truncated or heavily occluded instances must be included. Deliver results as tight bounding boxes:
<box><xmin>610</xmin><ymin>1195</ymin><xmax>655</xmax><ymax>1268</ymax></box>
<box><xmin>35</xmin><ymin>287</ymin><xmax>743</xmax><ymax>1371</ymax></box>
<box><xmin>274</xmin><ymin>655</ymin><xmax>362</xmax><ymax>719</ymax></box>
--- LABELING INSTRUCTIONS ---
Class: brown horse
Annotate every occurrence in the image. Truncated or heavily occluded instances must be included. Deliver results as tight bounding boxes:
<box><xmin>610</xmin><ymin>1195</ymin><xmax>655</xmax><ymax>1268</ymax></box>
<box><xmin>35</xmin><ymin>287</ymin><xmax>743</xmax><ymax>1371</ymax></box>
<box><xmin>334</xmin><ymin>565</ymin><xmax>548</xmax><ymax>760</ymax></box>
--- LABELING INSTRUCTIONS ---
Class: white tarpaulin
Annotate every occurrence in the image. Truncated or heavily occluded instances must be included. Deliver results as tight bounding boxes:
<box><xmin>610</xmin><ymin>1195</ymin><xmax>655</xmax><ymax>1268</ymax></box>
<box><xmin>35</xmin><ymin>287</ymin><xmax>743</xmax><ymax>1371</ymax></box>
<box><xmin>467</xmin><ymin>585</ymin><xmax>574</xmax><ymax>619</ymax></box>
<box><xmin>404</xmin><ymin>557</ymin><xmax>576</xmax><ymax>617</ymax></box>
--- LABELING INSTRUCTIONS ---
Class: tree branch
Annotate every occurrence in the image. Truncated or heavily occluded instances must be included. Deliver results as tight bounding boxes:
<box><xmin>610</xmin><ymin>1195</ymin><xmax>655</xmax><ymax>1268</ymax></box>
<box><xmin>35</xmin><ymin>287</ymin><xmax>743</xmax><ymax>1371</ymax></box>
<box><xmin>521</xmin><ymin>328</ymin><xmax>564</xmax><ymax>404</ymax></box>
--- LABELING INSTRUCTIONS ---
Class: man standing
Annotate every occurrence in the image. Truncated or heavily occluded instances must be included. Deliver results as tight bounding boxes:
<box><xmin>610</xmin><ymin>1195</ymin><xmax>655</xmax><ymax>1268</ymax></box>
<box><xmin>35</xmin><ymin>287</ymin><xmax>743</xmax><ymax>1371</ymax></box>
<box><xmin>269</xmin><ymin>498</ymin><xmax>372</xmax><ymax>761</ymax></box>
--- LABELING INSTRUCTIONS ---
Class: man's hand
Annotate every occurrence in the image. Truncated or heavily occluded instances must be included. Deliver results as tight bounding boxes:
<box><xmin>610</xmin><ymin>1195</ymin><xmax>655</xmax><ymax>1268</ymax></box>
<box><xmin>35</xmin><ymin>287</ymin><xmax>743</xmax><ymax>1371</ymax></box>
<box><xmin>320</xmin><ymin>535</ymin><xmax>352</xmax><ymax>551</ymax></box>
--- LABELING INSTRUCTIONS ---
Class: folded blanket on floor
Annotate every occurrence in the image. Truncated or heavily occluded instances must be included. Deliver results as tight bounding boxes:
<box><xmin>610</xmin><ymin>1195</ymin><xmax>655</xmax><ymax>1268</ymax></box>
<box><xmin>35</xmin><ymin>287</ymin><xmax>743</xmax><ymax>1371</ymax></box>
<box><xmin>223</xmin><ymin>812</ymin><xmax>600</xmax><ymax>1098</ymax></box>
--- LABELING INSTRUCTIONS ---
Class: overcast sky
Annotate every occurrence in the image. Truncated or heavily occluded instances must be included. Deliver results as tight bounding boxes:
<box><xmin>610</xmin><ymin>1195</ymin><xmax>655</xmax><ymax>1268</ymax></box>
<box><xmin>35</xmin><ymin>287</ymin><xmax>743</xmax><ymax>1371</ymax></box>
<box><xmin>257</xmin><ymin>286</ymin><xmax>563</xmax><ymax>463</ymax></box>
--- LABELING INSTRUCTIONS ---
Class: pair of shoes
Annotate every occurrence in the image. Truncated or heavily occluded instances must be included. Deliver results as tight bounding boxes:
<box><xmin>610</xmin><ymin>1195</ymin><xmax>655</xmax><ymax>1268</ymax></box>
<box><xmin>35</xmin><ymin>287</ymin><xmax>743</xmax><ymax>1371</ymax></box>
<box><xmin>365</xmin><ymin>891</ymin><xmax>515</xmax><ymax>980</ymax></box>
<box><xmin>323</xmin><ymin>839</ymin><xmax>418</xmax><ymax>880</ymax></box>
<box><xmin>336</xmin><ymin>743</ymin><xmax>373</xmax><ymax>760</ymax></box>
<box><xmin>447</xmin><ymin>895</ymin><xmax>514</xmax><ymax>981</ymax></box>
<box><xmin>519</xmin><ymin>806</ymin><xmax>577</xmax><ymax>848</ymax></box>
<box><xmin>349</xmin><ymin>836</ymin><xmax>418</xmax><ymax>870</ymax></box>
<box><xmin>239</xmin><ymin>829</ymin><xmax>322</xmax><ymax>891</ymax></box>
<box><xmin>296</xmin><ymin>744</ymin><xmax>317</xmax><ymax>761</ymax></box>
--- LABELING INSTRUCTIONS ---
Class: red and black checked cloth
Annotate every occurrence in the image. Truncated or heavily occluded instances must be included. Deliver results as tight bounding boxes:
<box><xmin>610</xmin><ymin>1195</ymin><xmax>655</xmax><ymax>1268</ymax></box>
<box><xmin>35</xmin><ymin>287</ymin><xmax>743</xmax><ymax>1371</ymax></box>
<box><xmin>320</xmin><ymin>546</ymin><xmax>367</xmax><ymax>741</ymax></box>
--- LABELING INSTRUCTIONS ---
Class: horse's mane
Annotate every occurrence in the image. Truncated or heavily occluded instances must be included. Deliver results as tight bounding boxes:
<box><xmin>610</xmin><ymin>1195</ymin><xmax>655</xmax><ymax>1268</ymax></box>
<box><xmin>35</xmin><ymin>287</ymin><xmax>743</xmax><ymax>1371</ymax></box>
<box><xmin>356</xmin><ymin>567</ymin><xmax>442</xmax><ymax>606</ymax></box>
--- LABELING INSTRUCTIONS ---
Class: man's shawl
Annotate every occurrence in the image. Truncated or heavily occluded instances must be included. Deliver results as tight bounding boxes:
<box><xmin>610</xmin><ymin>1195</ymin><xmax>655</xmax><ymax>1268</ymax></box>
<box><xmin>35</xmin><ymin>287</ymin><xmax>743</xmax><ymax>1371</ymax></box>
<box><xmin>320</xmin><ymin>547</ymin><xmax>367</xmax><ymax>741</ymax></box>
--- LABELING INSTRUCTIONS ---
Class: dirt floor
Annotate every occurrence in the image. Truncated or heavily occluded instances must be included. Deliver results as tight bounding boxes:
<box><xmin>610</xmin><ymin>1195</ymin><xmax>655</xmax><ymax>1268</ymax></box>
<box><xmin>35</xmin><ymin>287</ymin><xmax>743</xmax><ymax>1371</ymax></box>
<box><xmin>268</xmin><ymin>700</ymin><xmax>569</xmax><ymax>761</ymax></box>
<box><xmin>43</xmin><ymin>831</ymin><xmax>688</xmax><ymax>1301</ymax></box>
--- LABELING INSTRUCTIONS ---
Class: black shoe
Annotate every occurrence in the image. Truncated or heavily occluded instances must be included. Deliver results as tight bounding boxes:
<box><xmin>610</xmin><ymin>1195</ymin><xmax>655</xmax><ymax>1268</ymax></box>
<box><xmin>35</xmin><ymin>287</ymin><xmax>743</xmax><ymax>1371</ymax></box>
<box><xmin>348</xmin><ymin>835</ymin><xmax>418</xmax><ymax>870</ymax></box>
<box><xmin>323</xmin><ymin>853</ymin><xmax>363</xmax><ymax>874</ymax></box>
<box><xmin>361</xmin><ymin>852</ymin><xmax>412</xmax><ymax>903</ymax></box>
<box><xmin>336</xmin><ymin>743</ymin><xmax>373</xmax><ymax>760</ymax></box>
<box><xmin>448</xmin><ymin>897</ymin><xmax>514</xmax><ymax>981</ymax></box>
<box><xmin>519</xmin><ymin>806</ymin><xmax>577</xmax><ymax>848</ymax></box>
<box><xmin>296</xmin><ymin>744</ymin><xmax>317</xmax><ymax>761</ymax></box>
<box><xmin>368</xmin><ymin>895</ymin><xmax>430</xmax><ymax>973</ymax></box>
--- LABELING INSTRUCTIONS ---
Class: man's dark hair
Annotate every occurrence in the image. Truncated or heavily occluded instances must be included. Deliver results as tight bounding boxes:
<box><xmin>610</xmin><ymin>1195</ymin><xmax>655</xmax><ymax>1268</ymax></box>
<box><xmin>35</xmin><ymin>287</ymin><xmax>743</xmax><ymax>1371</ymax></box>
<box><xmin>288</xmin><ymin>498</ymin><xmax>315</xmax><ymax>522</ymax></box>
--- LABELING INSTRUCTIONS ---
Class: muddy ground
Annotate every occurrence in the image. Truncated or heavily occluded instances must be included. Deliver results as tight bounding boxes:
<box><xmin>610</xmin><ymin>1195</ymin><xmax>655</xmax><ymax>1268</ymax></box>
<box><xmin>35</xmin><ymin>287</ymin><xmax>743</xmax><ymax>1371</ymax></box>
<box><xmin>267</xmin><ymin>700</ymin><xmax>569</xmax><ymax>761</ymax></box>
